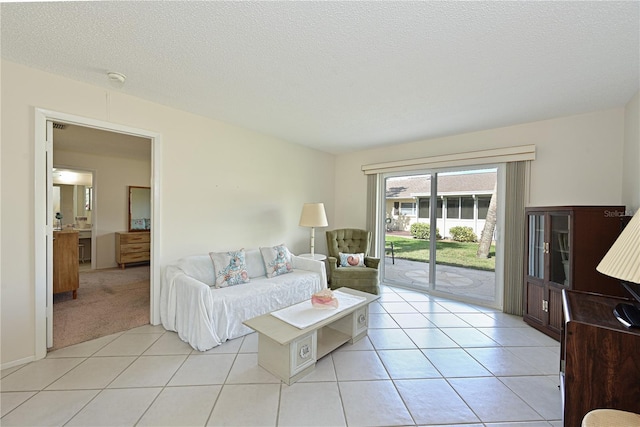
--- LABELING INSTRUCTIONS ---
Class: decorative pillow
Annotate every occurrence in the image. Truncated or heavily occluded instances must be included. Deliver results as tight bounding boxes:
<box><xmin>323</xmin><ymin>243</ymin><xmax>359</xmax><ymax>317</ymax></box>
<box><xmin>339</xmin><ymin>252</ymin><xmax>365</xmax><ymax>267</ymax></box>
<box><xmin>260</xmin><ymin>244</ymin><xmax>293</xmax><ymax>278</ymax></box>
<box><xmin>131</xmin><ymin>218</ymin><xmax>145</xmax><ymax>230</ymax></box>
<box><xmin>209</xmin><ymin>249</ymin><xmax>250</xmax><ymax>288</ymax></box>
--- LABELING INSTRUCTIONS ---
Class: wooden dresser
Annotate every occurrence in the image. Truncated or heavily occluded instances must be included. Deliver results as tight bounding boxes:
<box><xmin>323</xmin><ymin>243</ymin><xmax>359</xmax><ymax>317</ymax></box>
<box><xmin>116</xmin><ymin>231</ymin><xmax>150</xmax><ymax>269</ymax></box>
<box><xmin>53</xmin><ymin>230</ymin><xmax>79</xmax><ymax>299</ymax></box>
<box><xmin>561</xmin><ymin>290</ymin><xmax>640</xmax><ymax>426</ymax></box>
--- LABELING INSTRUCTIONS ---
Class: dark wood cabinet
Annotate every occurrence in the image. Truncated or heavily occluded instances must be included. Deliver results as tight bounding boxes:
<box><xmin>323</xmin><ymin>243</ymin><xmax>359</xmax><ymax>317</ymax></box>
<box><xmin>561</xmin><ymin>290</ymin><xmax>640</xmax><ymax>426</ymax></box>
<box><xmin>523</xmin><ymin>206</ymin><xmax>626</xmax><ymax>340</ymax></box>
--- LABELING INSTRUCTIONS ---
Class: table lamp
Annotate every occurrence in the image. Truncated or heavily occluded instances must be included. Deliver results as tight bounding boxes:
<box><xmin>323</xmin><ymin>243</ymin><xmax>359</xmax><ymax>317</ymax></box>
<box><xmin>299</xmin><ymin>203</ymin><xmax>328</xmax><ymax>258</ymax></box>
<box><xmin>596</xmin><ymin>209</ymin><xmax>640</xmax><ymax>328</ymax></box>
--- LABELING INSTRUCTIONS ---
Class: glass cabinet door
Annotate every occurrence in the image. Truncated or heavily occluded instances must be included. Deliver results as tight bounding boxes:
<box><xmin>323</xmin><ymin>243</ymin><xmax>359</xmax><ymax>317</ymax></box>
<box><xmin>527</xmin><ymin>213</ymin><xmax>545</xmax><ymax>279</ymax></box>
<box><xmin>549</xmin><ymin>213</ymin><xmax>570</xmax><ymax>286</ymax></box>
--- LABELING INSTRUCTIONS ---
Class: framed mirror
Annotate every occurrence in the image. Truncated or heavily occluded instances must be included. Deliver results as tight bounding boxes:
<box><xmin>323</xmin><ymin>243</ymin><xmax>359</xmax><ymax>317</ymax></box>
<box><xmin>128</xmin><ymin>186</ymin><xmax>151</xmax><ymax>232</ymax></box>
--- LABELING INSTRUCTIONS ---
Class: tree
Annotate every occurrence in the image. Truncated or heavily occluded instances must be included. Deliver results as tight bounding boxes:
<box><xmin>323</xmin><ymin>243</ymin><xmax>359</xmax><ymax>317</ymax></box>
<box><xmin>477</xmin><ymin>183</ymin><xmax>497</xmax><ymax>258</ymax></box>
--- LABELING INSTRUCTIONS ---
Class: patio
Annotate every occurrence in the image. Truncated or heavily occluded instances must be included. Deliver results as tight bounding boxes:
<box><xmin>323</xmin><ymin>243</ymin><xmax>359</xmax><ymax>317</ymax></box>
<box><xmin>382</xmin><ymin>256</ymin><xmax>496</xmax><ymax>303</ymax></box>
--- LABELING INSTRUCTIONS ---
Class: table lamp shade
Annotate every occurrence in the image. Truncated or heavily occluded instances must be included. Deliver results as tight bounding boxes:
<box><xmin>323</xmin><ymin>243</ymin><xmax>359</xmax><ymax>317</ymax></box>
<box><xmin>596</xmin><ymin>210</ymin><xmax>640</xmax><ymax>284</ymax></box>
<box><xmin>299</xmin><ymin>203</ymin><xmax>328</xmax><ymax>228</ymax></box>
<box><xmin>299</xmin><ymin>203</ymin><xmax>328</xmax><ymax>258</ymax></box>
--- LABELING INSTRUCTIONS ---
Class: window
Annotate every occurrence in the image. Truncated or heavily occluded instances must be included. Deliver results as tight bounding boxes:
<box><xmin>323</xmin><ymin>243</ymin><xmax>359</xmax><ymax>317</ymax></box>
<box><xmin>461</xmin><ymin>196</ymin><xmax>474</xmax><ymax>219</ymax></box>
<box><xmin>418</xmin><ymin>198</ymin><xmax>430</xmax><ymax>218</ymax></box>
<box><xmin>436</xmin><ymin>198</ymin><xmax>443</xmax><ymax>218</ymax></box>
<box><xmin>478</xmin><ymin>196</ymin><xmax>491</xmax><ymax>219</ymax></box>
<box><xmin>446</xmin><ymin>197</ymin><xmax>460</xmax><ymax>219</ymax></box>
<box><xmin>400</xmin><ymin>202</ymin><xmax>416</xmax><ymax>216</ymax></box>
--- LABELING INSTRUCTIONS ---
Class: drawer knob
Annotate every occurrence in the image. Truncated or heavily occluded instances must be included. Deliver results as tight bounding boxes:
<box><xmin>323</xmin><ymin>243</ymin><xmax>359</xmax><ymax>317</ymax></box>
<box><xmin>358</xmin><ymin>314</ymin><xmax>366</xmax><ymax>324</ymax></box>
<box><xmin>299</xmin><ymin>344</ymin><xmax>310</xmax><ymax>359</ymax></box>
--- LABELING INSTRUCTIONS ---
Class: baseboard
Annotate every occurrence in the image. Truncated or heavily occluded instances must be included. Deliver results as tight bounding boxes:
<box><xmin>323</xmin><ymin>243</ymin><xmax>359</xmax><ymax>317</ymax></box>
<box><xmin>1</xmin><ymin>355</ymin><xmax>35</xmax><ymax>371</ymax></box>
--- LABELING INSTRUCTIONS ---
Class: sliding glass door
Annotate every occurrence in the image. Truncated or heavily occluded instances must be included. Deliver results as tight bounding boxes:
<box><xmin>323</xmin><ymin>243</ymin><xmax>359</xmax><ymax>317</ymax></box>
<box><xmin>383</xmin><ymin>173</ymin><xmax>432</xmax><ymax>290</ymax></box>
<box><xmin>381</xmin><ymin>167</ymin><xmax>500</xmax><ymax>306</ymax></box>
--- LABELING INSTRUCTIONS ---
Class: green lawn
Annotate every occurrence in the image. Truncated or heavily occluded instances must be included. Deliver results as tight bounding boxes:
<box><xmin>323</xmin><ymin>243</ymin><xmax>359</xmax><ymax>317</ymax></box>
<box><xmin>385</xmin><ymin>236</ymin><xmax>496</xmax><ymax>271</ymax></box>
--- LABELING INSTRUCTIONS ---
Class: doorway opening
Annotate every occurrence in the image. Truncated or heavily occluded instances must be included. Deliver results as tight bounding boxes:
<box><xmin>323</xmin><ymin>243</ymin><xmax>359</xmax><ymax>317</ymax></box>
<box><xmin>34</xmin><ymin>109</ymin><xmax>162</xmax><ymax>360</ymax></box>
<box><xmin>50</xmin><ymin>125</ymin><xmax>152</xmax><ymax>351</ymax></box>
<box><xmin>381</xmin><ymin>166</ymin><xmax>502</xmax><ymax>307</ymax></box>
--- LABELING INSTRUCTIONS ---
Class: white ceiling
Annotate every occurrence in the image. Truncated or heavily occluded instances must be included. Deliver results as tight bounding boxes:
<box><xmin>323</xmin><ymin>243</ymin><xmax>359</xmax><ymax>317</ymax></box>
<box><xmin>2</xmin><ymin>1</ymin><xmax>639</xmax><ymax>154</ymax></box>
<box><xmin>53</xmin><ymin>124</ymin><xmax>151</xmax><ymax>161</ymax></box>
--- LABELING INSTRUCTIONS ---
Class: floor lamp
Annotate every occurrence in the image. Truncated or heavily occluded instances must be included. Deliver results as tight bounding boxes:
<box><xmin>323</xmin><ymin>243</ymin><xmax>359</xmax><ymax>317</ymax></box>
<box><xmin>299</xmin><ymin>203</ymin><xmax>328</xmax><ymax>258</ymax></box>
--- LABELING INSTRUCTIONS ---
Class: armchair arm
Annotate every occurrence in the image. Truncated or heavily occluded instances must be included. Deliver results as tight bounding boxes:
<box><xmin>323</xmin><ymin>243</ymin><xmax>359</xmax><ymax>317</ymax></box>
<box><xmin>327</xmin><ymin>256</ymin><xmax>339</xmax><ymax>272</ymax></box>
<box><xmin>364</xmin><ymin>257</ymin><xmax>380</xmax><ymax>269</ymax></box>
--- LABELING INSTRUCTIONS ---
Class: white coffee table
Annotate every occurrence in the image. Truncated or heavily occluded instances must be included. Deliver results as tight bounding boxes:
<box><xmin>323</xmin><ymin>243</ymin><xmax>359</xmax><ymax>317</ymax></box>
<box><xmin>243</xmin><ymin>287</ymin><xmax>379</xmax><ymax>385</ymax></box>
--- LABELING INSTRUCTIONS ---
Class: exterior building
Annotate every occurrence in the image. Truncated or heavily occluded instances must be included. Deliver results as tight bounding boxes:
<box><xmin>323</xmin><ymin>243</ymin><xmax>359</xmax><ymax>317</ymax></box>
<box><xmin>385</xmin><ymin>170</ymin><xmax>497</xmax><ymax>239</ymax></box>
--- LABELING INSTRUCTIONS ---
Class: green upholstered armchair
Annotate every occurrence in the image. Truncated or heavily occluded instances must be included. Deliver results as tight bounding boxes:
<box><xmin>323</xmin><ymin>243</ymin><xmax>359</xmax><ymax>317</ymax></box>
<box><xmin>325</xmin><ymin>228</ymin><xmax>380</xmax><ymax>295</ymax></box>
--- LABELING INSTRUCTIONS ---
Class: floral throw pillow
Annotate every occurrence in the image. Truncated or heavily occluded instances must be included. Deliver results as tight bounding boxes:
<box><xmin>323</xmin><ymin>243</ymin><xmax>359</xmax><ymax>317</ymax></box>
<box><xmin>260</xmin><ymin>244</ymin><xmax>293</xmax><ymax>278</ymax></box>
<box><xmin>339</xmin><ymin>252</ymin><xmax>365</xmax><ymax>267</ymax></box>
<box><xmin>209</xmin><ymin>249</ymin><xmax>250</xmax><ymax>288</ymax></box>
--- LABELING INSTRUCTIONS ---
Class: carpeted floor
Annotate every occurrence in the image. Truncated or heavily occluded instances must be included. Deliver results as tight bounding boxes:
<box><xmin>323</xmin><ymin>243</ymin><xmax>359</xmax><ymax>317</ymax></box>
<box><xmin>51</xmin><ymin>265</ymin><xmax>150</xmax><ymax>351</ymax></box>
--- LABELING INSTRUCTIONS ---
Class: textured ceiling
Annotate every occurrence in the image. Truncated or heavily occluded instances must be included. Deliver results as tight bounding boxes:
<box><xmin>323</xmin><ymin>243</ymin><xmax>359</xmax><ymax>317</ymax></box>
<box><xmin>2</xmin><ymin>1</ymin><xmax>639</xmax><ymax>154</ymax></box>
<box><xmin>53</xmin><ymin>124</ymin><xmax>151</xmax><ymax>161</ymax></box>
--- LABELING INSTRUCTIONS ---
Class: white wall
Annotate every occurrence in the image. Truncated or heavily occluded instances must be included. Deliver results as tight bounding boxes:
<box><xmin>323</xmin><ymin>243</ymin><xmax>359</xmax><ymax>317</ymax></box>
<box><xmin>54</xmin><ymin>150</ymin><xmax>152</xmax><ymax>268</ymax></box>
<box><xmin>623</xmin><ymin>90</ymin><xmax>640</xmax><ymax>212</ymax></box>
<box><xmin>334</xmin><ymin>109</ymin><xmax>627</xmax><ymax>230</ymax></box>
<box><xmin>2</xmin><ymin>57</ymin><xmax>635</xmax><ymax>367</ymax></box>
<box><xmin>0</xmin><ymin>60</ymin><xmax>335</xmax><ymax>366</ymax></box>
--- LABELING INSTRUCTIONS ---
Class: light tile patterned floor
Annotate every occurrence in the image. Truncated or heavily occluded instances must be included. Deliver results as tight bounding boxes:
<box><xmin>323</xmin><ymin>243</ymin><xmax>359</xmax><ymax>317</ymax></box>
<box><xmin>1</xmin><ymin>285</ymin><xmax>563</xmax><ymax>426</ymax></box>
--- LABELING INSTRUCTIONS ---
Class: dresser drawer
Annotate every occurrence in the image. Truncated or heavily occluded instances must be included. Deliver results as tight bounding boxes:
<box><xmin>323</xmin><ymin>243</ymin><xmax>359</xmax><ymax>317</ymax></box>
<box><xmin>119</xmin><ymin>251</ymin><xmax>150</xmax><ymax>263</ymax></box>
<box><xmin>120</xmin><ymin>243</ymin><xmax>150</xmax><ymax>254</ymax></box>
<box><xmin>118</xmin><ymin>232</ymin><xmax>150</xmax><ymax>244</ymax></box>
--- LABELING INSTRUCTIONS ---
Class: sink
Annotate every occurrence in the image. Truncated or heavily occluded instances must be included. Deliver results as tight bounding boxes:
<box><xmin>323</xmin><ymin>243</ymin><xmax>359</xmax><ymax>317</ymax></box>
<box><xmin>74</xmin><ymin>228</ymin><xmax>92</xmax><ymax>239</ymax></box>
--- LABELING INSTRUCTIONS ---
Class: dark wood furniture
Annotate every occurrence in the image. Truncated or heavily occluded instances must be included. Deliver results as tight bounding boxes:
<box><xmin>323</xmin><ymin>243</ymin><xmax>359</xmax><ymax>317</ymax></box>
<box><xmin>523</xmin><ymin>206</ymin><xmax>626</xmax><ymax>340</ymax></box>
<box><xmin>53</xmin><ymin>230</ymin><xmax>79</xmax><ymax>299</ymax></box>
<box><xmin>116</xmin><ymin>231</ymin><xmax>150</xmax><ymax>269</ymax></box>
<box><xmin>561</xmin><ymin>290</ymin><xmax>640</xmax><ymax>426</ymax></box>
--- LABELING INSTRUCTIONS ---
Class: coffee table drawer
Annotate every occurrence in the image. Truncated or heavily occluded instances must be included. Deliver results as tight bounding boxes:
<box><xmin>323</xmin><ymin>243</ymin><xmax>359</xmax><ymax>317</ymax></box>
<box><xmin>355</xmin><ymin>307</ymin><xmax>368</xmax><ymax>336</ymax></box>
<box><xmin>291</xmin><ymin>333</ymin><xmax>317</xmax><ymax>375</ymax></box>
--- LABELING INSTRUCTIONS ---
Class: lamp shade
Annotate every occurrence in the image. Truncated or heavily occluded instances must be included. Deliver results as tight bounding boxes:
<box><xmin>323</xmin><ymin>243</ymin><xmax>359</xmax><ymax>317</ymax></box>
<box><xmin>596</xmin><ymin>210</ymin><xmax>640</xmax><ymax>284</ymax></box>
<box><xmin>299</xmin><ymin>203</ymin><xmax>328</xmax><ymax>227</ymax></box>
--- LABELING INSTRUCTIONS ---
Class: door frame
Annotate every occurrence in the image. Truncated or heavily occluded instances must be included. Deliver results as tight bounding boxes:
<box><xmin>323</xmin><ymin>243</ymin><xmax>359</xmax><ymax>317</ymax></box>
<box><xmin>34</xmin><ymin>108</ymin><xmax>162</xmax><ymax>359</ymax></box>
<box><xmin>377</xmin><ymin>165</ymin><xmax>505</xmax><ymax>309</ymax></box>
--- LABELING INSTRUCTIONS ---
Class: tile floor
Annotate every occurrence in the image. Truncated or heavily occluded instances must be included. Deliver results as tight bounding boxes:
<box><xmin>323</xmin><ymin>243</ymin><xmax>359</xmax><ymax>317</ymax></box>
<box><xmin>1</xmin><ymin>285</ymin><xmax>562</xmax><ymax>426</ymax></box>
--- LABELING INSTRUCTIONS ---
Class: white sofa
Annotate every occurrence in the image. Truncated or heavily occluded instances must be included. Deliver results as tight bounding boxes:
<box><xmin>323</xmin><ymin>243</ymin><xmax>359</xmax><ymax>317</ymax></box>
<box><xmin>160</xmin><ymin>248</ymin><xmax>327</xmax><ymax>351</ymax></box>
